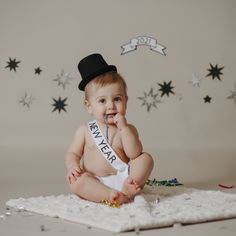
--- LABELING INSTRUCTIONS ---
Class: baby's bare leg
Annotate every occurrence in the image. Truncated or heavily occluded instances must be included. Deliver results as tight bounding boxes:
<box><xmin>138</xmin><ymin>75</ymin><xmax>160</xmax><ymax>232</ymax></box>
<box><xmin>129</xmin><ymin>152</ymin><xmax>154</xmax><ymax>187</ymax></box>
<box><xmin>69</xmin><ymin>172</ymin><xmax>129</xmax><ymax>204</ymax></box>
<box><xmin>122</xmin><ymin>152</ymin><xmax>154</xmax><ymax>197</ymax></box>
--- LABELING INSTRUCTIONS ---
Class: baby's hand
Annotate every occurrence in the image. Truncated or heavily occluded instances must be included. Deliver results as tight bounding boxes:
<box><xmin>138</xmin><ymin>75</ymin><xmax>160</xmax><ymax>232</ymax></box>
<box><xmin>113</xmin><ymin>113</ymin><xmax>127</xmax><ymax>130</ymax></box>
<box><xmin>66</xmin><ymin>165</ymin><xmax>83</xmax><ymax>184</ymax></box>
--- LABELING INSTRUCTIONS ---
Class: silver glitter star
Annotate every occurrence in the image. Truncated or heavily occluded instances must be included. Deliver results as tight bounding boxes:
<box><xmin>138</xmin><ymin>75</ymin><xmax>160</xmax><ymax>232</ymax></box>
<box><xmin>138</xmin><ymin>88</ymin><xmax>162</xmax><ymax>112</ymax></box>
<box><xmin>19</xmin><ymin>92</ymin><xmax>35</xmax><ymax>108</ymax></box>
<box><xmin>190</xmin><ymin>73</ymin><xmax>202</xmax><ymax>87</ymax></box>
<box><xmin>53</xmin><ymin>69</ymin><xmax>74</xmax><ymax>90</ymax></box>
<box><xmin>227</xmin><ymin>83</ymin><xmax>236</xmax><ymax>105</ymax></box>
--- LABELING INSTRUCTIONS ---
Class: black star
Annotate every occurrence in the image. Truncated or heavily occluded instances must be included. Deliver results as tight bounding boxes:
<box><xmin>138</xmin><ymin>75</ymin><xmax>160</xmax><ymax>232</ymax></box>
<box><xmin>203</xmin><ymin>95</ymin><xmax>212</xmax><ymax>103</ymax></box>
<box><xmin>35</xmin><ymin>67</ymin><xmax>42</xmax><ymax>75</ymax></box>
<box><xmin>52</xmin><ymin>97</ymin><xmax>68</xmax><ymax>113</ymax></box>
<box><xmin>206</xmin><ymin>63</ymin><xmax>224</xmax><ymax>81</ymax></box>
<box><xmin>5</xmin><ymin>57</ymin><xmax>21</xmax><ymax>72</ymax></box>
<box><xmin>158</xmin><ymin>81</ymin><xmax>175</xmax><ymax>97</ymax></box>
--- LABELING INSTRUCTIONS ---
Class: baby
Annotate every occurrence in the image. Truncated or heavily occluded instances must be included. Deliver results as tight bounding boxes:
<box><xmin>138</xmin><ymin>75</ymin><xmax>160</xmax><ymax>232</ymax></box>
<box><xmin>65</xmin><ymin>53</ymin><xmax>154</xmax><ymax>204</ymax></box>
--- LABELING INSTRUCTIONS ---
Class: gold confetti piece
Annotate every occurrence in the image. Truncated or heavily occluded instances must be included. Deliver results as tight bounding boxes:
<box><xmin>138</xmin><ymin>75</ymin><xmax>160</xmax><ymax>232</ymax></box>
<box><xmin>100</xmin><ymin>199</ymin><xmax>121</xmax><ymax>208</ymax></box>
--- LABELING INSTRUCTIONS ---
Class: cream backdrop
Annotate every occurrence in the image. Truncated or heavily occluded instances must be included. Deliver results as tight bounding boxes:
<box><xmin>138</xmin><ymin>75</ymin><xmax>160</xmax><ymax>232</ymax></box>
<box><xmin>1</xmin><ymin>0</ymin><xmax>236</xmax><ymax>185</ymax></box>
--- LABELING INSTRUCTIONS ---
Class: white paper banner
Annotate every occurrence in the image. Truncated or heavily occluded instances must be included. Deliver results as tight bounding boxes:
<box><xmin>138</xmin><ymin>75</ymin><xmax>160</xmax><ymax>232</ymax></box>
<box><xmin>121</xmin><ymin>36</ymin><xmax>166</xmax><ymax>55</ymax></box>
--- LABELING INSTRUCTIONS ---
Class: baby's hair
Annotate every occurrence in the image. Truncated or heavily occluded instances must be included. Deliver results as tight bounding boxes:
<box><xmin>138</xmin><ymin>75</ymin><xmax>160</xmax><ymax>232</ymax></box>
<box><xmin>84</xmin><ymin>71</ymin><xmax>127</xmax><ymax>100</ymax></box>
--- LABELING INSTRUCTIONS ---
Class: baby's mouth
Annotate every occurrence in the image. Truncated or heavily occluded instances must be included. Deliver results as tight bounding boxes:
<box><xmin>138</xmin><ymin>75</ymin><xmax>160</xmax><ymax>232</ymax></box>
<box><xmin>105</xmin><ymin>113</ymin><xmax>117</xmax><ymax>119</ymax></box>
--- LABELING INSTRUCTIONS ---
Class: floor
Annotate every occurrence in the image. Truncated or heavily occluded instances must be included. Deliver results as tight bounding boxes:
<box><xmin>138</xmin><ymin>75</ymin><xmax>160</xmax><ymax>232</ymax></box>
<box><xmin>1</xmin><ymin>181</ymin><xmax>236</xmax><ymax>236</ymax></box>
<box><xmin>1</xmin><ymin>149</ymin><xmax>236</xmax><ymax>235</ymax></box>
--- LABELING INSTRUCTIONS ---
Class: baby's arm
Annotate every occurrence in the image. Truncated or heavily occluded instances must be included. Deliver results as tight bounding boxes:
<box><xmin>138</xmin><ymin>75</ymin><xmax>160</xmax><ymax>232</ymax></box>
<box><xmin>114</xmin><ymin>114</ymin><xmax>143</xmax><ymax>159</ymax></box>
<box><xmin>65</xmin><ymin>124</ymin><xmax>86</xmax><ymax>184</ymax></box>
<box><xmin>120</xmin><ymin>125</ymin><xmax>143</xmax><ymax>159</ymax></box>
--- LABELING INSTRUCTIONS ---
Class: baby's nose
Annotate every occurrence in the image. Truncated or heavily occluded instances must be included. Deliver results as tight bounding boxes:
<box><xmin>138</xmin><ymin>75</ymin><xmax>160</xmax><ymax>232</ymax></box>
<box><xmin>107</xmin><ymin>101</ymin><xmax>115</xmax><ymax>109</ymax></box>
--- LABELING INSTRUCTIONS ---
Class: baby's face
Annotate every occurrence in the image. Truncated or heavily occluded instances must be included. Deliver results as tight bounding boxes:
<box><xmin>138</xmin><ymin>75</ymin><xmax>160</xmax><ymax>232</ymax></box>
<box><xmin>85</xmin><ymin>83</ymin><xmax>128</xmax><ymax>125</ymax></box>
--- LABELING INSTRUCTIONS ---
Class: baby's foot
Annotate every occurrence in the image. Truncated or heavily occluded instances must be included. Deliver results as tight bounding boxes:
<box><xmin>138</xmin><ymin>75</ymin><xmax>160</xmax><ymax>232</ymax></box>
<box><xmin>109</xmin><ymin>190</ymin><xmax>130</xmax><ymax>205</ymax></box>
<box><xmin>121</xmin><ymin>177</ymin><xmax>141</xmax><ymax>199</ymax></box>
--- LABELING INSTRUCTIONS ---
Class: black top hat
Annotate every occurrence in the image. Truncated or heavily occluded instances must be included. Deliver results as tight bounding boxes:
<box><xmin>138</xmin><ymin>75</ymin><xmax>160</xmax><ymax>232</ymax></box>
<box><xmin>78</xmin><ymin>53</ymin><xmax>117</xmax><ymax>91</ymax></box>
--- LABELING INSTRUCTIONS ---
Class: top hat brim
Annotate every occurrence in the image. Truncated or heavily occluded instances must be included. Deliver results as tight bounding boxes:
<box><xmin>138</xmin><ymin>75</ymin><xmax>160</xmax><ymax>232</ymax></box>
<box><xmin>78</xmin><ymin>65</ymin><xmax>117</xmax><ymax>91</ymax></box>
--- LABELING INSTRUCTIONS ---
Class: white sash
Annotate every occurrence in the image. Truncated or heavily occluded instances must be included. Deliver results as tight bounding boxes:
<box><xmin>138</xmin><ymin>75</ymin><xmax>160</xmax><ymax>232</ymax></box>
<box><xmin>87</xmin><ymin>120</ymin><xmax>128</xmax><ymax>172</ymax></box>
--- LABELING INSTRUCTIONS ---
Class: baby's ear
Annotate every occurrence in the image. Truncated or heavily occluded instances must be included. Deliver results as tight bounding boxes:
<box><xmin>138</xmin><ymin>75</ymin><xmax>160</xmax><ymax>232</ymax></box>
<box><xmin>84</xmin><ymin>100</ymin><xmax>92</xmax><ymax>114</ymax></box>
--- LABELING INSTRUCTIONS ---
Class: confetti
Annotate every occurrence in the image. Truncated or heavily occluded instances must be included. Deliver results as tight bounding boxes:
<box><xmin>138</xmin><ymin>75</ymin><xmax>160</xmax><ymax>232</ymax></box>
<box><xmin>40</xmin><ymin>225</ymin><xmax>49</xmax><ymax>231</ymax></box>
<box><xmin>146</xmin><ymin>178</ymin><xmax>183</xmax><ymax>187</ymax></box>
<box><xmin>17</xmin><ymin>206</ymin><xmax>25</xmax><ymax>212</ymax></box>
<box><xmin>100</xmin><ymin>199</ymin><xmax>121</xmax><ymax>208</ymax></box>
<box><xmin>155</xmin><ymin>197</ymin><xmax>160</xmax><ymax>204</ymax></box>
<box><xmin>218</xmin><ymin>184</ymin><xmax>235</xmax><ymax>189</ymax></box>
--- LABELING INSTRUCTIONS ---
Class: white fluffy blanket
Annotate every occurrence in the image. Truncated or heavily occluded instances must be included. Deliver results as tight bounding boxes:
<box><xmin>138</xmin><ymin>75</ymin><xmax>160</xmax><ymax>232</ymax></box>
<box><xmin>6</xmin><ymin>186</ymin><xmax>236</xmax><ymax>232</ymax></box>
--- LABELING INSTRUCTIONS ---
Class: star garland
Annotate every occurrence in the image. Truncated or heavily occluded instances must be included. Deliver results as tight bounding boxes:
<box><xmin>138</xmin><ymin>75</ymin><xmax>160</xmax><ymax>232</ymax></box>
<box><xmin>1</xmin><ymin>55</ymin><xmax>233</xmax><ymax>115</ymax></box>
